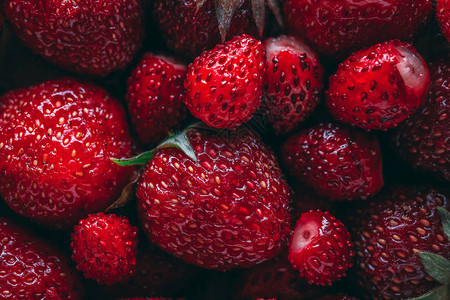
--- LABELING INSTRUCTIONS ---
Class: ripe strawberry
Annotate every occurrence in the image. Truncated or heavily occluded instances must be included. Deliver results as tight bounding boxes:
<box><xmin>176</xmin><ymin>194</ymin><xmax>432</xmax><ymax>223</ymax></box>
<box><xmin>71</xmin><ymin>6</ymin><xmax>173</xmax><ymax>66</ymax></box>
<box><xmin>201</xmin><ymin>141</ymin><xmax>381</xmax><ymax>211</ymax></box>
<box><xmin>127</xmin><ymin>53</ymin><xmax>189</xmax><ymax>147</ymax></box>
<box><xmin>71</xmin><ymin>212</ymin><xmax>138</xmax><ymax>285</ymax></box>
<box><xmin>3</xmin><ymin>0</ymin><xmax>144</xmax><ymax>76</ymax></box>
<box><xmin>283</xmin><ymin>0</ymin><xmax>432</xmax><ymax>56</ymax></box>
<box><xmin>437</xmin><ymin>0</ymin><xmax>450</xmax><ymax>41</ymax></box>
<box><xmin>136</xmin><ymin>127</ymin><xmax>291</xmax><ymax>270</ymax></box>
<box><xmin>281</xmin><ymin>123</ymin><xmax>383</xmax><ymax>201</ymax></box>
<box><xmin>0</xmin><ymin>79</ymin><xmax>134</xmax><ymax>228</ymax></box>
<box><xmin>184</xmin><ymin>34</ymin><xmax>266</xmax><ymax>129</ymax></box>
<box><xmin>263</xmin><ymin>35</ymin><xmax>324</xmax><ymax>135</ymax></box>
<box><xmin>354</xmin><ymin>186</ymin><xmax>450</xmax><ymax>299</ymax></box>
<box><xmin>326</xmin><ymin>40</ymin><xmax>430</xmax><ymax>130</ymax></box>
<box><xmin>0</xmin><ymin>217</ymin><xmax>83</xmax><ymax>299</ymax></box>
<box><xmin>392</xmin><ymin>60</ymin><xmax>449</xmax><ymax>181</ymax></box>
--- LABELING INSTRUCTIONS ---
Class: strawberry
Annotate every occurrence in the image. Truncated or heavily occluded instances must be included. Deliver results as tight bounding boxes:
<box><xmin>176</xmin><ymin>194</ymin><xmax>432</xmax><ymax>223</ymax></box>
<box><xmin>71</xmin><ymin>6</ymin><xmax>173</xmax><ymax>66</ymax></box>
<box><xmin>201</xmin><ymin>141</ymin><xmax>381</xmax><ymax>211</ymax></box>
<box><xmin>127</xmin><ymin>53</ymin><xmax>189</xmax><ymax>147</ymax></box>
<box><xmin>353</xmin><ymin>186</ymin><xmax>450</xmax><ymax>299</ymax></box>
<box><xmin>281</xmin><ymin>123</ymin><xmax>383</xmax><ymax>201</ymax></box>
<box><xmin>0</xmin><ymin>217</ymin><xmax>83</xmax><ymax>299</ymax></box>
<box><xmin>135</xmin><ymin>127</ymin><xmax>291</xmax><ymax>270</ymax></box>
<box><xmin>392</xmin><ymin>60</ymin><xmax>449</xmax><ymax>181</ymax></box>
<box><xmin>184</xmin><ymin>34</ymin><xmax>266</xmax><ymax>129</ymax></box>
<box><xmin>71</xmin><ymin>212</ymin><xmax>138</xmax><ymax>285</ymax></box>
<box><xmin>3</xmin><ymin>0</ymin><xmax>144</xmax><ymax>76</ymax></box>
<box><xmin>437</xmin><ymin>0</ymin><xmax>450</xmax><ymax>41</ymax></box>
<box><xmin>283</xmin><ymin>0</ymin><xmax>432</xmax><ymax>56</ymax></box>
<box><xmin>0</xmin><ymin>79</ymin><xmax>134</xmax><ymax>228</ymax></box>
<box><xmin>326</xmin><ymin>40</ymin><xmax>430</xmax><ymax>130</ymax></box>
<box><xmin>289</xmin><ymin>210</ymin><xmax>354</xmax><ymax>286</ymax></box>
<box><xmin>263</xmin><ymin>35</ymin><xmax>324</xmax><ymax>135</ymax></box>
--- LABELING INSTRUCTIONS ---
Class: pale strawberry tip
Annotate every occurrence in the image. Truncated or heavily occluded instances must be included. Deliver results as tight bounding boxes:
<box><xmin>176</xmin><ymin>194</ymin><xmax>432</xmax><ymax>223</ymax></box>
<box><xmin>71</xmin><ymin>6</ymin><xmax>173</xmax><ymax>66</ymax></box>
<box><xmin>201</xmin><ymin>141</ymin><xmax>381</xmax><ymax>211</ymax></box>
<box><xmin>264</xmin><ymin>35</ymin><xmax>315</xmax><ymax>61</ymax></box>
<box><xmin>290</xmin><ymin>216</ymin><xmax>320</xmax><ymax>254</ymax></box>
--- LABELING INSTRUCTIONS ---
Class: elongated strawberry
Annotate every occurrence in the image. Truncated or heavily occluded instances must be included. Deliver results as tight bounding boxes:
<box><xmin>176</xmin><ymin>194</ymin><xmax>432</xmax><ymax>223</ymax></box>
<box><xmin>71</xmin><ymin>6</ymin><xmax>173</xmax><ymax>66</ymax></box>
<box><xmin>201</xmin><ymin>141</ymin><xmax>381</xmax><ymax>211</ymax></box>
<box><xmin>437</xmin><ymin>0</ymin><xmax>450</xmax><ymax>41</ymax></box>
<box><xmin>263</xmin><ymin>35</ymin><xmax>324</xmax><ymax>135</ymax></box>
<box><xmin>0</xmin><ymin>79</ymin><xmax>133</xmax><ymax>228</ymax></box>
<box><xmin>0</xmin><ymin>217</ymin><xmax>84</xmax><ymax>299</ymax></box>
<box><xmin>392</xmin><ymin>60</ymin><xmax>449</xmax><ymax>181</ymax></box>
<box><xmin>3</xmin><ymin>0</ymin><xmax>144</xmax><ymax>76</ymax></box>
<box><xmin>283</xmin><ymin>0</ymin><xmax>432</xmax><ymax>56</ymax></box>
<box><xmin>281</xmin><ymin>123</ymin><xmax>383</xmax><ymax>201</ymax></box>
<box><xmin>184</xmin><ymin>34</ymin><xmax>266</xmax><ymax>129</ymax></box>
<box><xmin>127</xmin><ymin>53</ymin><xmax>189</xmax><ymax>147</ymax></box>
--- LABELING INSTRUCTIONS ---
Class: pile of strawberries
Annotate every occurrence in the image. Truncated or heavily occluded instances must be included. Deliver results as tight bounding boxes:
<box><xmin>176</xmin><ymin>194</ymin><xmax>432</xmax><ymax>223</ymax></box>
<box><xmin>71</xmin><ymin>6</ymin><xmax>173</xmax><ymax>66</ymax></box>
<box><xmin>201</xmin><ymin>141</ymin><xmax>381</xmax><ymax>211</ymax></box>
<box><xmin>0</xmin><ymin>0</ymin><xmax>449</xmax><ymax>299</ymax></box>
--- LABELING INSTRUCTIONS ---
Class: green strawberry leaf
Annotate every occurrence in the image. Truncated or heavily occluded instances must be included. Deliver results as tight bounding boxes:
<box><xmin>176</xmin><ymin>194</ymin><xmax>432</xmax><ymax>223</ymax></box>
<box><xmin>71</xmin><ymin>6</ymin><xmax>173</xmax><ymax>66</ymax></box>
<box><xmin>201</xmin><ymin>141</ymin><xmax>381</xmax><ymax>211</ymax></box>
<box><xmin>106</xmin><ymin>168</ymin><xmax>141</xmax><ymax>211</ymax></box>
<box><xmin>216</xmin><ymin>0</ymin><xmax>241</xmax><ymax>43</ymax></box>
<box><xmin>251</xmin><ymin>0</ymin><xmax>266</xmax><ymax>36</ymax></box>
<box><xmin>437</xmin><ymin>207</ymin><xmax>450</xmax><ymax>239</ymax></box>
<box><xmin>408</xmin><ymin>284</ymin><xmax>449</xmax><ymax>300</ymax></box>
<box><xmin>419</xmin><ymin>252</ymin><xmax>450</xmax><ymax>285</ymax></box>
<box><xmin>266</xmin><ymin>0</ymin><xmax>283</xmax><ymax>27</ymax></box>
<box><xmin>194</xmin><ymin>0</ymin><xmax>207</xmax><ymax>11</ymax></box>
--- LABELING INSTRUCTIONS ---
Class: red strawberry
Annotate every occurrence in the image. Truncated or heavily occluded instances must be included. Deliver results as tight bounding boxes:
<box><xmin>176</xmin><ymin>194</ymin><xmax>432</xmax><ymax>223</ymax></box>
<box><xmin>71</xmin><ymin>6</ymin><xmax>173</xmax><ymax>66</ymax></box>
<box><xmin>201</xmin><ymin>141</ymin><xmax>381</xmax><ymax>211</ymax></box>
<box><xmin>0</xmin><ymin>217</ymin><xmax>83</xmax><ymax>299</ymax></box>
<box><xmin>289</xmin><ymin>210</ymin><xmax>354</xmax><ymax>286</ymax></box>
<box><xmin>354</xmin><ymin>186</ymin><xmax>450</xmax><ymax>299</ymax></box>
<box><xmin>71</xmin><ymin>212</ymin><xmax>138</xmax><ymax>285</ymax></box>
<box><xmin>317</xmin><ymin>294</ymin><xmax>359</xmax><ymax>300</ymax></box>
<box><xmin>3</xmin><ymin>0</ymin><xmax>144</xmax><ymax>76</ymax></box>
<box><xmin>0</xmin><ymin>79</ymin><xmax>134</xmax><ymax>228</ymax></box>
<box><xmin>136</xmin><ymin>127</ymin><xmax>291</xmax><ymax>270</ymax></box>
<box><xmin>263</xmin><ymin>35</ymin><xmax>324</xmax><ymax>135</ymax></box>
<box><xmin>392</xmin><ymin>60</ymin><xmax>449</xmax><ymax>181</ymax></box>
<box><xmin>437</xmin><ymin>0</ymin><xmax>450</xmax><ymax>41</ymax></box>
<box><xmin>283</xmin><ymin>0</ymin><xmax>432</xmax><ymax>56</ymax></box>
<box><xmin>184</xmin><ymin>34</ymin><xmax>266</xmax><ymax>129</ymax></box>
<box><xmin>127</xmin><ymin>53</ymin><xmax>189</xmax><ymax>147</ymax></box>
<box><xmin>326</xmin><ymin>40</ymin><xmax>430</xmax><ymax>130</ymax></box>
<box><xmin>281</xmin><ymin>123</ymin><xmax>383</xmax><ymax>201</ymax></box>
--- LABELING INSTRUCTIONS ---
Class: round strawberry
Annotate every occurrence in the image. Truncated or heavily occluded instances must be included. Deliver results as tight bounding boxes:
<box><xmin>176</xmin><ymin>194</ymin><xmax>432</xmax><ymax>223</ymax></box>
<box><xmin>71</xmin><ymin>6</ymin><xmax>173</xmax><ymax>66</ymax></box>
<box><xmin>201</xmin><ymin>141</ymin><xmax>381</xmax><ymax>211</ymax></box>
<box><xmin>392</xmin><ymin>60</ymin><xmax>449</xmax><ymax>181</ymax></box>
<box><xmin>354</xmin><ymin>186</ymin><xmax>450</xmax><ymax>299</ymax></box>
<box><xmin>127</xmin><ymin>53</ymin><xmax>189</xmax><ymax>147</ymax></box>
<box><xmin>71</xmin><ymin>212</ymin><xmax>138</xmax><ymax>285</ymax></box>
<box><xmin>437</xmin><ymin>0</ymin><xmax>450</xmax><ymax>41</ymax></box>
<box><xmin>326</xmin><ymin>40</ymin><xmax>430</xmax><ymax>130</ymax></box>
<box><xmin>3</xmin><ymin>0</ymin><xmax>144</xmax><ymax>76</ymax></box>
<box><xmin>263</xmin><ymin>35</ymin><xmax>324</xmax><ymax>135</ymax></box>
<box><xmin>0</xmin><ymin>217</ymin><xmax>84</xmax><ymax>299</ymax></box>
<box><xmin>136</xmin><ymin>127</ymin><xmax>291</xmax><ymax>270</ymax></box>
<box><xmin>281</xmin><ymin>123</ymin><xmax>383</xmax><ymax>201</ymax></box>
<box><xmin>283</xmin><ymin>0</ymin><xmax>432</xmax><ymax>56</ymax></box>
<box><xmin>0</xmin><ymin>79</ymin><xmax>134</xmax><ymax>228</ymax></box>
<box><xmin>184</xmin><ymin>34</ymin><xmax>266</xmax><ymax>129</ymax></box>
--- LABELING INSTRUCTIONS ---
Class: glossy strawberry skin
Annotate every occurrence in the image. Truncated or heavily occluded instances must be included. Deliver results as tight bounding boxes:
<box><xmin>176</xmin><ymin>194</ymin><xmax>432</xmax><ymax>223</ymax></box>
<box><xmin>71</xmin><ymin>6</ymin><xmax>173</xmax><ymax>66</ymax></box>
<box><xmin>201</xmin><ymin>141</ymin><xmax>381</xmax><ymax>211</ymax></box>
<box><xmin>281</xmin><ymin>123</ymin><xmax>383</xmax><ymax>201</ymax></box>
<box><xmin>437</xmin><ymin>0</ymin><xmax>450</xmax><ymax>41</ymax></box>
<box><xmin>3</xmin><ymin>0</ymin><xmax>144</xmax><ymax>76</ymax></box>
<box><xmin>0</xmin><ymin>217</ymin><xmax>83</xmax><ymax>299</ymax></box>
<box><xmin>0</xmin><ymin>79</ymin><xmax>134</xmax><ymax>228</ymax></box>
<box><xmin>326</xmin><ymin>40</ymin><xmax>430</xmax><ymax>130</ymax></box>
<box><xmin>71</xmin><ymin>212</ymin><xmax>138</xmax><ymax>285</ymax></box>
<box><xmin>392</xmin><ymin>61</ymin><xmax>449</xmax><ymax>181</ymax></box>
<box><xmin>137</xmin><ymin>128</ymin><xmax>291</xmax><ymax>270</ymax></box>
<box><xmin>154</xmin><ymin>0</ymin><xmax>261</xmax><ymax>58</ymax></box>
<box><xmin>127</xmin><ymin>53</ymin><xmax>189</xmax><ymax>147</ymax></box>
<box><xmin>263</xmin><ymin>35</ymin><xmax>324</xmax><ymax>135</ymax></box>
<box><xmin>283</xmin><ymin>0</ymin><xmax>432</xmax><ymax>56</ymax></box>
<box><xmin>184</xmin><ymin>34</ymin><xmax>266</xmax><ymax>129</ymax></box>
<box><xmin>354</xmin><ymin>186</ymin><xmax>450</xmax><ymax>299</ymax></box>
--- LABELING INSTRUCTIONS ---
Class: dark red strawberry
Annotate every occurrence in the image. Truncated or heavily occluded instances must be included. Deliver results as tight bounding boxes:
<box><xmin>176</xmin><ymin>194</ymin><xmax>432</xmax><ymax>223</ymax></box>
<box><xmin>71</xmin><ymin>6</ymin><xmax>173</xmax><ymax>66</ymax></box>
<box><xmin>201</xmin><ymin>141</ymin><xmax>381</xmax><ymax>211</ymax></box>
<box><xmin>0</xmin><ymin>217</ymin><xmax>83</xmax><ymax>299</ymax></box>
<box><xmin>437</xmin><ymin>0</ymin><xmax>450</xmax><ymax>41</ymax></box>
<box><xmin>392</xmin><ymin>60</ymin><xmax>449</xmax><ymax>181</ymax></box>
<box><xmin>3</xmin><ymin>0</ymin><xmax>144</xmax><ymax>76</ymax></box>
<box><xmin>281</xmin><ymin>123</ymin><xmax>383</xmax><ymax>201</ymax></box>
<box><xmin>354</xmin><ymin>186</ymin><xmax>450</xmax><ymax>299</ymax></box>
<box><xmin>0</xmin><ymin>79</ymin><xmax>134</xmax><ymax>228</ymax></box>
<box><xmin>136</xmin><ymin>127</ymin><xmax>291</xmax><ymax>270</ymax></box>
<box><xmin>283</xmin><ymin>0</ymin><xmax>432</xmax><ymax>56</ymax></box>
<box><xmin>289</xmin><ymin>210</ymin><xmax>354</xmax><ymax>286</ymax></box>
<box><xmin>184</xmin><ymin>34</ymin><xmax>266</xmax><ymax>129</ymax></box>
<box><xmin>326</xmin><ymin>40</ymin><xmax>430</xmax><ymax>130</ymax></box>
<box><xmin>263</xmin><ymin>35</ymin><xmax>324</xmax><ymax>135</ymax></box>
<box><xmin>317</xmin><ymin>294</ymin><xmax>359</xmax><ymax>300</ymax></box>
<box><xmin>71</xmin><ymin>212</ymin><xmax>138</xmax><ymax>285</ymax></box>
<box><xmin>127</xmin><ymin>53</ymin><xmax>189</xmax><ymax>147</ymax></box>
